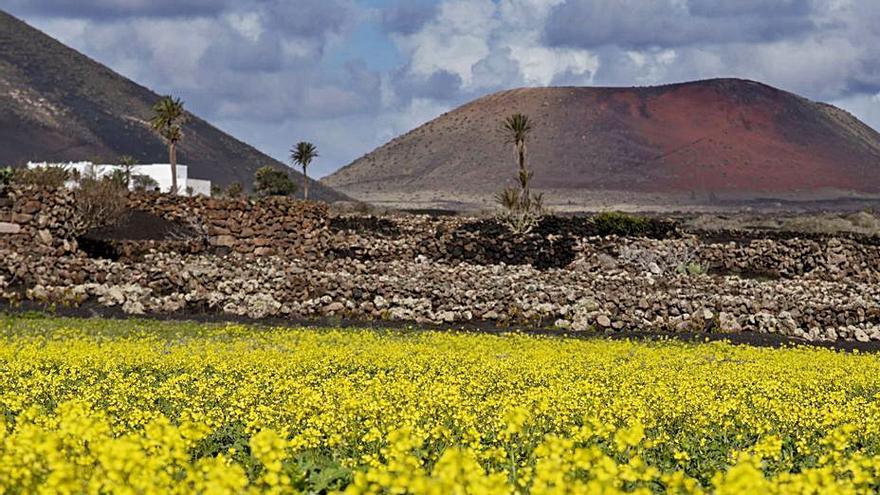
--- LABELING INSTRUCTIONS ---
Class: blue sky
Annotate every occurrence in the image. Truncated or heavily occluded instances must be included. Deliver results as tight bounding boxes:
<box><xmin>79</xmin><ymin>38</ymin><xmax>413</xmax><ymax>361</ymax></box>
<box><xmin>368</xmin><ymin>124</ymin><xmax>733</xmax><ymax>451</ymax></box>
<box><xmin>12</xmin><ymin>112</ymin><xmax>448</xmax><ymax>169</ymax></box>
<box><xmin>4</xmin><ymin>0</ymin><xmax>880</xmax><ymax>177</ymax></box>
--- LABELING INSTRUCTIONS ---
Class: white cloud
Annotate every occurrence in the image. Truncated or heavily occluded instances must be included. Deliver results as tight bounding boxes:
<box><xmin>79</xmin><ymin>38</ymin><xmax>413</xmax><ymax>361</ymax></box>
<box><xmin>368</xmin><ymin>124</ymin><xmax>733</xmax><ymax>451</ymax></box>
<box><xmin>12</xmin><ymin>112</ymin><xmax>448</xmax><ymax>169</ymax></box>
<box><xmin>226</xmin><ymin>12</ymin><xmax>262</xmax><ymax>43</ymax></box>
<box><xmin>128</xmin><ymin>19</ymin><xmax>216</xmax><ymax>89</ymax></box>
<box><xmin>397</xmin><ymin>0</ymin><xmax>497</xmax><ymax>86</ymax></box>
<box><xmin>514</xmin><ymin>46</ymin><xmax>597</xmax><ymax>86</ymax></box>
<box><xmin>394</xmin><ymin>0</ymin><xmax>598</xmax><ymax>91</ymax></box>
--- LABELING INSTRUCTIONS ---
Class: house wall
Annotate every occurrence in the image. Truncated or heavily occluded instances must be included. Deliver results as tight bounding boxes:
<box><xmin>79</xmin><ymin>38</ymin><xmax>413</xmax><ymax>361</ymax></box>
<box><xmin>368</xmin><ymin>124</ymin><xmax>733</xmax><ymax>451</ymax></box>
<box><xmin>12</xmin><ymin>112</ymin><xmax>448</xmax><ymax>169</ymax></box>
<box><xmin>186</xmin><ymin>179</ymin><xmax>212</xmax><ymax>196</ymax></box>
<box><xmin>128</xmin><ymin>164</ymin><xmax>188</xmax><ymax>193</ymax></box>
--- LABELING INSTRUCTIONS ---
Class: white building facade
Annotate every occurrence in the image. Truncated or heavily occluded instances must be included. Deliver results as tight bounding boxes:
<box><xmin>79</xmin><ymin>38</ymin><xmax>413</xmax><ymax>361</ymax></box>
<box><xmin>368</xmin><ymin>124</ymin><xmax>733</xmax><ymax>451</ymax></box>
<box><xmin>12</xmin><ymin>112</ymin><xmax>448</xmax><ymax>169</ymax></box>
<box><xmin>27</xmin><ymin>161</ymin><xmax>211</xmax><ymax>196</ymax></box>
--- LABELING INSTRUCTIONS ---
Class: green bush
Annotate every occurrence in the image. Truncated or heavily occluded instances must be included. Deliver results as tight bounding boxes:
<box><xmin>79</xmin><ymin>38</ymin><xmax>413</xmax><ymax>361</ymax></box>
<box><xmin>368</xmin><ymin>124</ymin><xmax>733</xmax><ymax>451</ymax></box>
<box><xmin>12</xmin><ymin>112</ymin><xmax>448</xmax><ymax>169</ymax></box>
<box><xmin>225</xmin><ymin>182</ymin><xmax>244</xmax><ymax>198</ymax></box>
<box><xmin>105</xmin><ymin>169</ymin><xmax>129</xmax><ymax>189</ymax></box>
<box><xmin>591</xmin><ymin>212</ymin><xmax>653</xmax><ymax>236</ymax></box>
<box><xmin>0</xmin><ymin>167</ymin><xmax>13</xmax><ymax>191</ymax></box>
<box><xmin>254</xmin><ymin>166</ymin><xmax>297</xmax><ymax>197</ymax></box>
<box><xmin>14</xmin><ymin>166</ymin><xmax>71</xmax><ymax>188</ymax></box>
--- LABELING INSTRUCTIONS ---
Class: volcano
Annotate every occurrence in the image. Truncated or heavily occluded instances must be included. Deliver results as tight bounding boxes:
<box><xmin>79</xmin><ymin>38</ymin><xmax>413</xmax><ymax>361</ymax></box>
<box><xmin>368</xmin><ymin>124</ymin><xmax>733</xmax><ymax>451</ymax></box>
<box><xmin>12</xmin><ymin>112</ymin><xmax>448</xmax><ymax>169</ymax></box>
<box><xmin>323</xmin><ymin>79</ymin><xmax>880</xmax><ymax>209</ymax></box>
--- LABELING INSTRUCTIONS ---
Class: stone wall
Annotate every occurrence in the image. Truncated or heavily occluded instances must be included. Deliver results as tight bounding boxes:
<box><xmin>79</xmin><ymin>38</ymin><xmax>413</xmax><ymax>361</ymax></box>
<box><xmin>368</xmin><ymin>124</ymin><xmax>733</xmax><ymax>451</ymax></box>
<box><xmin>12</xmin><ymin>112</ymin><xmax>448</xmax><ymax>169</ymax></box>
<box><xmin>127</xmin><ymin>193</ymin><xmax>330</xmax><ymax>259</ymax></box>
<box><xmin>6</xmin><ymin>248</ymin><xmax>880</xmax><ymax>342</ymax></box>
<box><xmin>326</xmin><ymin>215</ymin><xmax>676</xmax><ymax>269</ymax></box>
<box><xmin>5</xmin><ymin>185</ymin><xmax>880</xmax><ymax>342</ymax></box>
<box><xmin>571</xmin><ymin>236</ymin><xmax>880</xmax><ymax>284</ymax></box>
<box><xmin>0</xmin><ymin>187</ymin><xmax>79</xmax><ymax>256</ymax></box>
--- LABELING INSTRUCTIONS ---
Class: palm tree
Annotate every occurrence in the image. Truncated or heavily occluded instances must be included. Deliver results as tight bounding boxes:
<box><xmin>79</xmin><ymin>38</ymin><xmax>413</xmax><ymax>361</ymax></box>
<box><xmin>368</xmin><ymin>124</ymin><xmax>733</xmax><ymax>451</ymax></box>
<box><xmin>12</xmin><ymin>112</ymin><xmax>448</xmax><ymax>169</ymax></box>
<box><xmin>290</xmin><ymin>141</ymin><xmax>318</xmax><ymax>200</ymax></box>
<box><xmin>502</xmin><ymin>113</ymin><xmax>533</xmax><ymax>196</ymax></box>
<box><xmin>495</xmin><ymin>113</ymin><xmax>542</xmax><ymax>234</ymax></box>
<box><xmin>150</xmin><ymin>96</ymin><xmax>186</xmax><ymax>194</ymax></box>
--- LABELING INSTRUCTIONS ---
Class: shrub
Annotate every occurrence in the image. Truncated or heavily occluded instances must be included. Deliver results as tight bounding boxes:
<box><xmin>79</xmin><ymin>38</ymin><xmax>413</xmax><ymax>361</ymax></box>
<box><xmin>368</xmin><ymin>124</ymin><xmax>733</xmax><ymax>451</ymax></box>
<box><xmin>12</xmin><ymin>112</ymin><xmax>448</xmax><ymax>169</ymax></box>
<box><xmin>495</xmin><ymin>181</ymin><xmax>544</xmax><ymax>235</ymax></box>
<box><xmin>225</xmin><ymin>182</ymin><xmax>244</xmax><ymax>198</ymax></box>
<box><xmin>14</xmin><ymin>166</ymin><xmax>70</xmax><ymax>188</ymax></box>
<box><xmin>118</xmin><ymin>155</ymin><xmax>136</xmax><ymax>188</ymax></box>
<box><xmin>592</xmin><ymin>212</ymin><xmax>654</xmax><ymax>236</ymax></box>
<box><xmin>131</xmin><ymin>174</ymin><xmax>159</xmax><ymax>192</ymax></box>
<box><xmin>71</xmin><ymin>177</ymin><xmax>128</xmax><ymax>235</ymax></box>
<box><xmin>0</xmin><ymin>166</ymin><xmax>13</xmax><ymax>193</ymax></box>
<box><xmin>254</xmin><ymin>166</ymin><xmax>297</xmax><ymax>197</ymax></box>
<box><xmin>105</xmin><ymin>169</ymin><xmax>129</xmax><ymax>189</ymax></box>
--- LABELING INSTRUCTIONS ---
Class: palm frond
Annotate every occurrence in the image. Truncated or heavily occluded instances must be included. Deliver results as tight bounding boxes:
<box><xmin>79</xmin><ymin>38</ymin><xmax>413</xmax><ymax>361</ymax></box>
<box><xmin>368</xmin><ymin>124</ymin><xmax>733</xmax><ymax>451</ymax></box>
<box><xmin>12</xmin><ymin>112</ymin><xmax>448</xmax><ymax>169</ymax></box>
<box><xmin>291</xmin><ymin>141</ymin><xmax>319</xmax><ymax>167</ymax></box>
<box><xmin>150</xmin><ymin>96</ymin><xmax>186</xmax><ymax>142</ymax></box>
<box><xmin>163</xmin><ymin>125</ymin><xmax>182</xmax><ymax>144</ymax></box>
<box><xmin>501</xmin><ymin>113</ymin><xmax>532</xmax><ymax>145</ymax></box>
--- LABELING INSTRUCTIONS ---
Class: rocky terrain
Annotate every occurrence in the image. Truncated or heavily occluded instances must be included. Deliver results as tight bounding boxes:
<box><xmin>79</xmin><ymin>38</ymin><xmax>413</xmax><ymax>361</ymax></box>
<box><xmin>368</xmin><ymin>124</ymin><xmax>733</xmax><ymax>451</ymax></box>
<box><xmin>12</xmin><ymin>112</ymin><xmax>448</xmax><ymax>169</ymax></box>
<box><xmin>2</xmin><ymin>185</ymin><xmax>880</xmax><ymax>344</ymax></box>
<box><xmin>324</xmin><ymin>79</ymin><xmax>880</xmax><ymax>210</ymax></box>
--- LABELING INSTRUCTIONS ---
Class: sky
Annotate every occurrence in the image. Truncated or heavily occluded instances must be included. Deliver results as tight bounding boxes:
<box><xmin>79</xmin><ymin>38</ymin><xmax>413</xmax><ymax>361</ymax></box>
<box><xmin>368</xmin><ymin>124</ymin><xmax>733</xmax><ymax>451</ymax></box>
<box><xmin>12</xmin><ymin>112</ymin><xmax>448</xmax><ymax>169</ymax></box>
<box><xmin>4</xmin><ymin>0</ymin><xmax>880</xmax><ymax>178</ymax></box>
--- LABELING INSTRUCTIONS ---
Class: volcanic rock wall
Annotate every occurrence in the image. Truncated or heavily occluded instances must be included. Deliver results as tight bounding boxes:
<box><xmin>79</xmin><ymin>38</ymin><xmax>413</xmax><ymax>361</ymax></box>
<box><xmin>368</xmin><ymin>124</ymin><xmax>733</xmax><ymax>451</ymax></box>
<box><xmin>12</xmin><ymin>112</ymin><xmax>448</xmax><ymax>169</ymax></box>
<box><xmin>3</xmin><ymin>186</ymin><xmax>880</xmax><ymax>342</ymax></box>
<box><xmin>127</xmin><ymin>193</ymin><xmax>330</xmax><ymax>258</ymax></box>
<box><xmin>0</xmin><ymin>187</ymin><xmax>79</xmax><ymax>255</ymax></box>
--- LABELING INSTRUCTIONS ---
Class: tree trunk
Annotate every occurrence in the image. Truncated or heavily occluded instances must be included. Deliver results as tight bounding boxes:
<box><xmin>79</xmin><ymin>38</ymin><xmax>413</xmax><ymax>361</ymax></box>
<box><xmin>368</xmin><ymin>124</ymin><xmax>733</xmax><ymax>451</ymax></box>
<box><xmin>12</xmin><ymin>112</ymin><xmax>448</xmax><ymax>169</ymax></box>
<box><xmin>517</xmin><ymin>141</ymin><xmax>529</xmax><ymax>198</ymax></box>
<box><xmin>169</xmin><ymin>142</ymin><xmax>178</xmax><ymax>194</ymax></box>
<box><xmin>517</xmin><ymin>143</ymin><xmax>525</xmax><ymax>172</ymax></box>
<box><xmin>303</xmin><ymin>165</ymin><xmax>309</xmax><ymax>201</ymax></box>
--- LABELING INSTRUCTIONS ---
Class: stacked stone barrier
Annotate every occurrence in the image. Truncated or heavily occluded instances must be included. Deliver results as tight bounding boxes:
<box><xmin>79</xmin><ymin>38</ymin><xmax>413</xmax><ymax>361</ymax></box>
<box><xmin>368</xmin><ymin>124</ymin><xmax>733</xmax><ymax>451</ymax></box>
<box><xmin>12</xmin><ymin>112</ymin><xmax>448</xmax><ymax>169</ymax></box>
<box><xmin>3</xmin><ymin>184</ymin><xmax>880</xmax><ymax>341</ymax></box>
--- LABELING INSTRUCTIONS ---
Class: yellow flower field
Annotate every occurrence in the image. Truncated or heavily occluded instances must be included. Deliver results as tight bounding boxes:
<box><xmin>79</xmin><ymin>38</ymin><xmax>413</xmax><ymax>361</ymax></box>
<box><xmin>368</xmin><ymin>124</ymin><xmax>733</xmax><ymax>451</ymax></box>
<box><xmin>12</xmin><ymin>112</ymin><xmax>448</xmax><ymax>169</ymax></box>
<box><xmin>1</xmin><ymin>316</ymin><xmax>879</xmax><ymax>494</ymax></box>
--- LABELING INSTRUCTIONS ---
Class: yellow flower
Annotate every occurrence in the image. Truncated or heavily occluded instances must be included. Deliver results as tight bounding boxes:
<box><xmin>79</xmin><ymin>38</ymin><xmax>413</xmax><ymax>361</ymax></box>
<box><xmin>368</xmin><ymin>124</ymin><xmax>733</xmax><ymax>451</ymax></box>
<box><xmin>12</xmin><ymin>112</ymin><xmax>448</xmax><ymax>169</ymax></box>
<box><xmin>614</xmin><ymin>421</ymin><xmax>645</xmax><ymax>452</ymax></box>
<box><xmin>0</xmin><ymin>316</ymin><xmax>879</xmax><ymax>493</ymax></box>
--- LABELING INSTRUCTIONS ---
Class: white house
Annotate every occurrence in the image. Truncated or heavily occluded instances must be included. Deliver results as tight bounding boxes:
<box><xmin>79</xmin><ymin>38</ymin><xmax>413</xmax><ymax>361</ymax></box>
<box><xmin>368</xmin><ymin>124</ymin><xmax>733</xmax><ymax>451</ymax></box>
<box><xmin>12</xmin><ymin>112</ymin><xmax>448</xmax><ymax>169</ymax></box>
<box><xmin>27</xmin><ymin>161</ymin><xmax>212</xmax><ymax>196</ymax></box>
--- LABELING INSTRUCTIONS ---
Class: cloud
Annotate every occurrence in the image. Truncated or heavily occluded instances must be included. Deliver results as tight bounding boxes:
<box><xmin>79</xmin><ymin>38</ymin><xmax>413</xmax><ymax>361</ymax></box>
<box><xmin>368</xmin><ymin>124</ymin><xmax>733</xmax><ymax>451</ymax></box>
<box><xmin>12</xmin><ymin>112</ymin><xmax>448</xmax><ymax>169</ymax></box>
<box><xmin>4</xmin><ymin>0</ymin><xmax>229</xmax><ymax>19</ymax></box>
<box><xmin>687</xmin><ymin>0</ymin><xmax>811</xmax><ymax>17</ymax></box>
<box><xmin>393</xmin><ymin>68</ymin><xmax>464</xmax><ymax>102</ymax></box>
<box><xmin>392</xmin><ymin>0</ymin><xmax>597</xmax><ymax>92</ymax></box>
<box><xmin>13</xmin><ymin>0</ymin><xmax>371</xmax><ymax>119</ymax></box>
<box><xmin>543</xmin><ymin>0</ymin><xmax>818</xmax><ymax>50</ymax></box>
<box><xmin>255</xmin><ymin>0</ymin><xmax>359</xmax><ymax>39</ymax></box>
<box><xmin>381</xmin><ymin>0</ymin><xmax>438</xmax><ymax>35</ymax></box>
<box><xmin>393</xmin><ymin>0</ymin><xmax>497</xmax><ymax>87</ymax></box>
<box><xmin>472</xmin><ymin>48</ymin><xmax>523</xmax><ymax>89</ymax></box>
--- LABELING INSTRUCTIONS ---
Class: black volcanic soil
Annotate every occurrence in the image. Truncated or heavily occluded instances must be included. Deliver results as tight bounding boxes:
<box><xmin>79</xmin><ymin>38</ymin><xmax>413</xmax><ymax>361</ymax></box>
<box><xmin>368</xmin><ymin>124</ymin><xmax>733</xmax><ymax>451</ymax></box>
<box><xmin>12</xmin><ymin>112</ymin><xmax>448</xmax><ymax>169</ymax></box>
<box><xmin>84</xmin><ymin>210</ymin><xmax>193</xmax><ymax>241</ymax></box>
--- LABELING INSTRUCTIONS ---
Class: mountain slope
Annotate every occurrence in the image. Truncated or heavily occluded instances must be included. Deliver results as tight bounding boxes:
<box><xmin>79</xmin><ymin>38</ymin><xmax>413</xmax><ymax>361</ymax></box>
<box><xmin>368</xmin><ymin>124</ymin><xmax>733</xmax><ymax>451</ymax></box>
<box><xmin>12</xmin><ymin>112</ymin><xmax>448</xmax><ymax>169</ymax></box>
<box><xmin>0</xmin><ymin>10</ymin><xmax>346</xmax><ymax>201</ymax></box>
<box><xmin>324</xmin><ymin>79</ymin><xmax>880</xmax><ymax>207</ymax></box>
